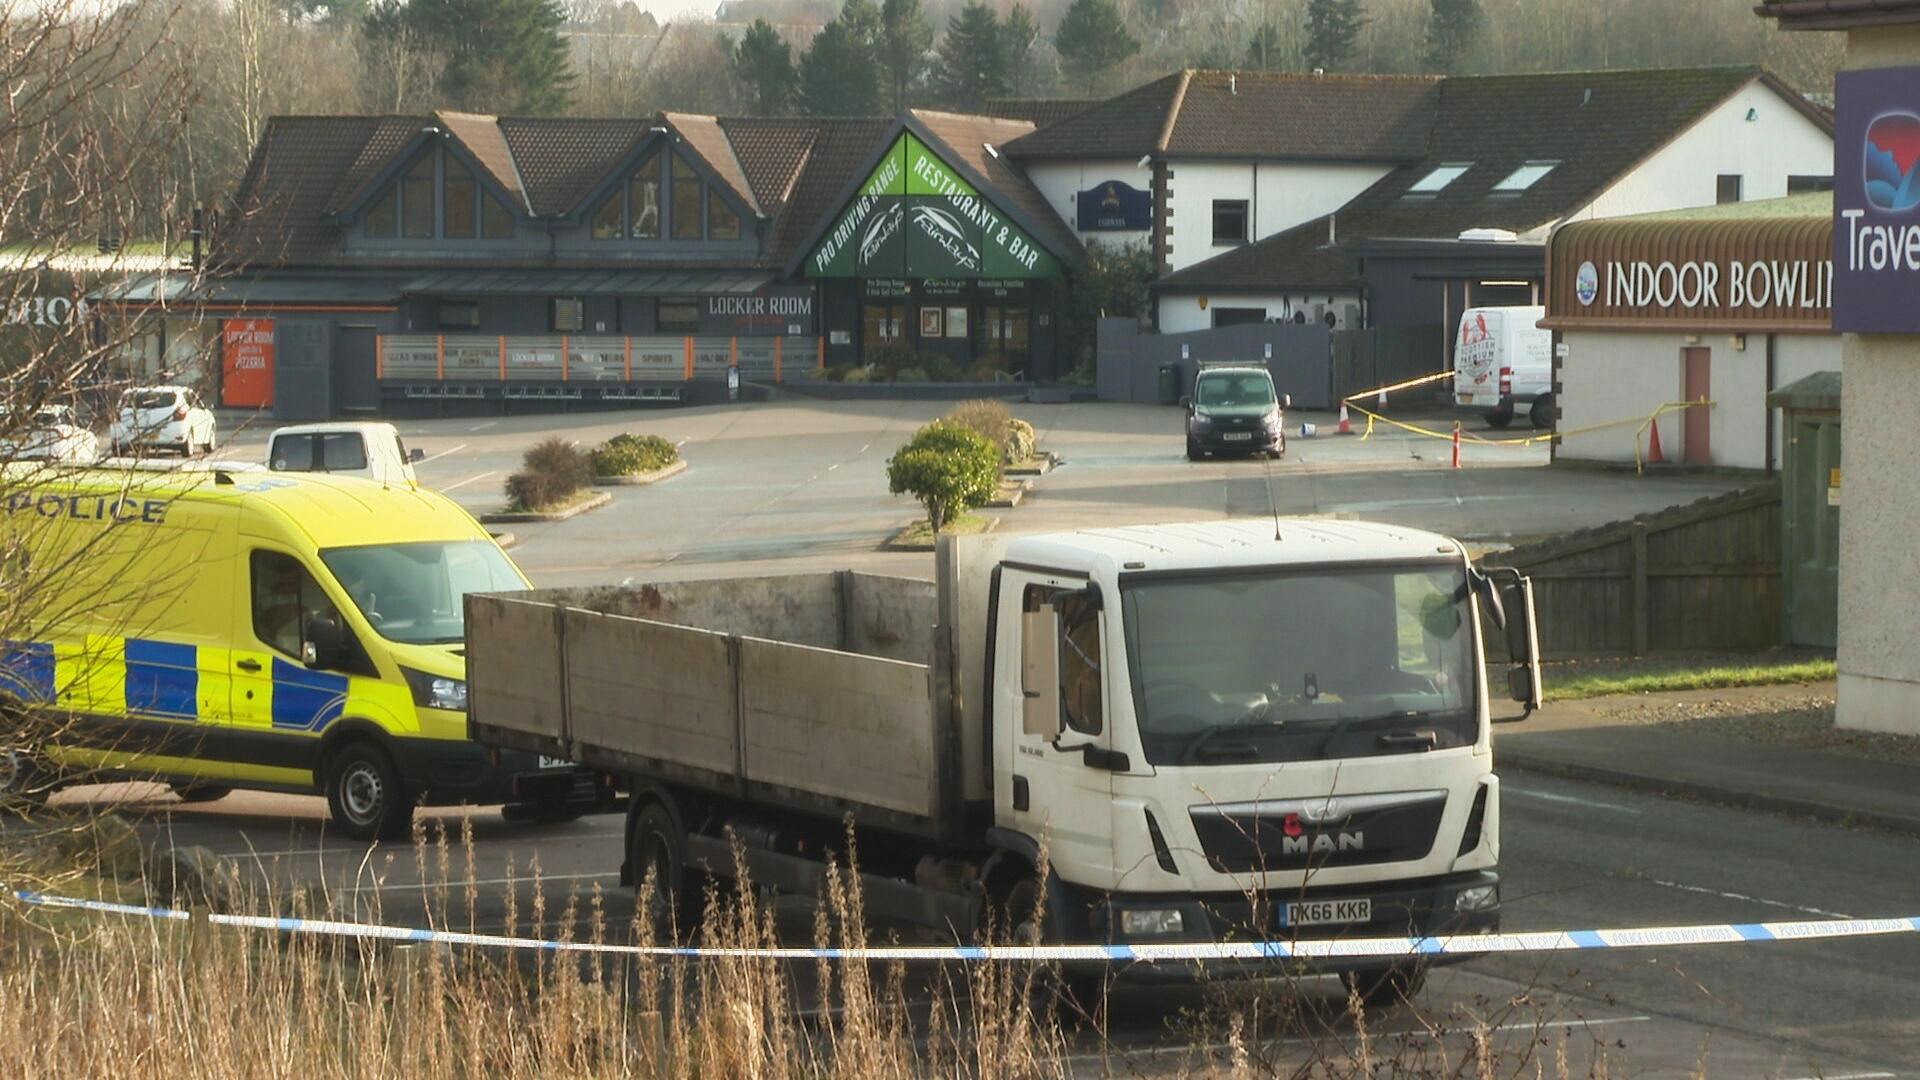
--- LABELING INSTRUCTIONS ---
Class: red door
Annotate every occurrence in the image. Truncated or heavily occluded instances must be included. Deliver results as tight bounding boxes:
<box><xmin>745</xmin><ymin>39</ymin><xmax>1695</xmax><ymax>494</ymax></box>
<box><xmin>1682</xmin><ymin>346</ymin><xmax>1710</xmax><ymax>465</ymax></box>
<box><xmin>222</xmin><ymin>317</ymin><xmax>276</xmax><ymax>408</ymax></box>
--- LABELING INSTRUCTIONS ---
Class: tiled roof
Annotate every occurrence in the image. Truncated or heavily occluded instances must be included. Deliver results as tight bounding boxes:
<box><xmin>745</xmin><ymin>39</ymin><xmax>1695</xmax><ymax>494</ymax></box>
<box><xmin>664</xmin><ymin>112</ymin><xmax>761</xmax><ymax>215</ymax></box>
<box><xmin>760</xmin><ymin>117</ymin><xmax>894</xmax><ymax>266</ymax></box>
<box><xmin>720</xmin><ymin>118</ymin><xmax>822</xmax><ymax>215</ymax></box>
<box><xmin>436</xmin><ymin>110</ymin><xmax>526</xmax><ymax>209</ymax></box>
<box><xmin>1156</xmin><ymin>67</ymin><xmax>1814</xmax><ymax>293</ymax></box>
<box><xmin>1004</xmin><ymin>70</ymin><xmax>1442</xmax><ymax>161</ymax></box>
<box><xmin>981</xmin><ymin>97</ymin><xmax>1098</xmax><ymax>131</ymax></box>
<box><xmin>496</xmin><ymin>117</ymin><xmax>652</xmax><ymax>216</ymax></box>
<box><xmin>227</xmin><ymin>116</ymin><xmax>418</xmax><ymax>266</ymax></box>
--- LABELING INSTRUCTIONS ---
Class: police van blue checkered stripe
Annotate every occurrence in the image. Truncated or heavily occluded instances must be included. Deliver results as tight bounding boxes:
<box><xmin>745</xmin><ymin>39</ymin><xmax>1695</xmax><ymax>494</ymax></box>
<box><xmin>12</xmin><ymin>888</ymin><xmax>1920</xmax><ymax>962</ymax></box>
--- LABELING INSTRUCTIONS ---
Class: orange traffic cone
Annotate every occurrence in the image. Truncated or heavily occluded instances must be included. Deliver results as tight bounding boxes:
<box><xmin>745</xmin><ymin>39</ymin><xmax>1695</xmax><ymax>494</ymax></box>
<box><xmin>1336</xmin><ymin>402</ymin><xmax>1354</xmax><ymax>435</ymax></box>
<box><xmin>1646</xmin><ymin>420</ymin><xmax>1665</xmax><ymax>465</ymax></box>
<box><xmin>1451</xmin><ymin>421</ymin><xmax>1462</xmax><ymax>469</ymax></box>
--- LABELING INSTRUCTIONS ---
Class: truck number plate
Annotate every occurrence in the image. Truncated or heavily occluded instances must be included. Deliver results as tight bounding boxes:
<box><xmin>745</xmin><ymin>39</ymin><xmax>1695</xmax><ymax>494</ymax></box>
<box><xmin>537</xmin><ymin>755</ymin><xmax>573</xmax><ymax>770</ymax></box>
<box><xmin>1222</xmin><ymin>432</ymin><xmax>1253</xmax><ymax>442</ymax></box>
<box><xmin>1280</xmin><ymin>898</ymin><xmax>1371</xmax><ymax>928</ymax></box>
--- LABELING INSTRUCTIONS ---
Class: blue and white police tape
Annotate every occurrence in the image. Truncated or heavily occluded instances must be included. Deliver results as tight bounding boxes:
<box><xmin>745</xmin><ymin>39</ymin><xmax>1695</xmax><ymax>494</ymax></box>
<box><xmin>12</xmin><ymin>888</ymin><xmax>1920</xmax><ymax>963</ymax></box>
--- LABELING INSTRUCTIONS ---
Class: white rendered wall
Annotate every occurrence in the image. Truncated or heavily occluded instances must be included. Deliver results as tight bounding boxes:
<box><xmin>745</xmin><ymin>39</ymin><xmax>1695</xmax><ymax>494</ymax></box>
<box><xmin>1164</xmin><ymin>161</ymin><xmax>1390</xmax><ymax>273</ymax></box>
<box><xmin>1024</xmin><ymin>159</ymin><xmax>1151</xmax><ymax>247</ymax></box>
<box><xmin>1156</xmin><ymin>291</ymin><xmax>1360</xmax><ymax>334</ymax></box>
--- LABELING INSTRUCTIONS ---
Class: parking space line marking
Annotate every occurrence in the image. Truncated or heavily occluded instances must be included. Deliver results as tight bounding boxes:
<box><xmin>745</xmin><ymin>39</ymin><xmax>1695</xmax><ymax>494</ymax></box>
<box><xmin>418</xmin><ymin>443</ymin><xmax>468</xmax><ymax>464</ymax></box>
<box><xmin>1640</xmin><ymin>876</ymin><xmax>1854</xmax><ymax>920</ymax></box>
<box><xmin>1505</xmin><ymin>787</ymin><xmax>1642</xmax><ymax>814</ymax></box>
<box><xmin>441</xmin><ymin>471</ymin><xmax>497</xmax><ymax>492</ymax></box>
<box><xmin>467</xmin><ymin>421</ymin><xmax>498</xmax><ymax>431</ymax></box>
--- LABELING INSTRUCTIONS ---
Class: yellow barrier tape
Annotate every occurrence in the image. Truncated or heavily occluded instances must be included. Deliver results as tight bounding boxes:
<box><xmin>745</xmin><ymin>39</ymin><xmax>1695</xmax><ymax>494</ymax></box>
<box><xmin>1346</xmin><ymin>399</ymin><xmax>1716</xmax><ymax>460</ymax></box>
<box><xmin>1342</xmin><ymin>369</ymin><xmax>1456</xmax><ymax>404</ymax></box>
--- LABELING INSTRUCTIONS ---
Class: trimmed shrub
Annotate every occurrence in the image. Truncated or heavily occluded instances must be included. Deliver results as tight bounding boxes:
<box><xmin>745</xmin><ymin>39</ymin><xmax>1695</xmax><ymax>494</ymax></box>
<box><xmin>886</xmin><ymin>421</ymin><xmax>999</xmax><ymax>534</ymax></box>
<box><xmin>1005</xmin><ymin>418</ymin><xmax>1037</xmax><ymax>464</ymax></box>
<box><xmin>590</xmin><ymin>432</ymin><xmax>678</xmax><ymax>478</ymax></box>
<box><xmin>966</xmin><ymin>359</ymin><xmax>1007</xmax><ymax>383</ymax></box>
<box><xmin>504</xmin><ymin>437</ymin><xmax>592</xmax><ymax>512</ymax></box>
<box><xmin>867</xmin><ymin>342</ymin><xmax>917</xmax><ymax>380</ymax></box>
<box><xmin>893</xmin><ymin>366</ymin><xmax>929</xmax><ymax>384</ymax></box>
<box><xmin>918</xmin><ymin>352</ymin><xmax>961</xmax><ymax>382</ymax></box>
<box><xmin>841</xmin><ymin>365</ymin><xmax>874</xmax><ymax>384</ymax></box>
<box><xmin>945</xmin><ymin>398</ymin><xmax>1013</xmax><ymax>451</ymax></box>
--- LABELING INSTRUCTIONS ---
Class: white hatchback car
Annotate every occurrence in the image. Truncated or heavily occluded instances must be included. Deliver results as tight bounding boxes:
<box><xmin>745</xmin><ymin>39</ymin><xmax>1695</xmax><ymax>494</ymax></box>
<box><xmin>109</xmin><ymin>386</ymin><xmax>217</xmax><ymax>457</ymax></box>
<box><xmin>3</xmin><ymin>405</ymin><xmax>101</xmax><ymax>464</ymax></box>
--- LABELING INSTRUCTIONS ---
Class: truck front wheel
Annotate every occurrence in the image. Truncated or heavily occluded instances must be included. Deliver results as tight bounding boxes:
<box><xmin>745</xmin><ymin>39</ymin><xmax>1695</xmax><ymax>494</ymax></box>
<box><xmin>1001</xmin><ymin>876</ymin><xmax>1106</xmax><ymax>1021</ymax></box>
<box><xmin>325</xmin><ymin>742</ymin><xmax>413</xmax><ymax>842</ymax></box>
<box><xmin>630</xmin><ymin>802</ymin><xmax>700</xmax><ymax>937</ymax></box>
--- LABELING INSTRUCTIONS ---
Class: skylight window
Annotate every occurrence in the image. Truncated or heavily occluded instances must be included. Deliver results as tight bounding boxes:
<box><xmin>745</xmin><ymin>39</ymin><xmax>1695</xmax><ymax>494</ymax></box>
<box><xmin>1406</xmin><ymin>162</ymin><xmax>1472</xmax><ymax>196</ymax></box>
<box><xmin>1493</xmin><ymin>160</ymin><xmax>1559</xmax><ymax>193</ymax></box>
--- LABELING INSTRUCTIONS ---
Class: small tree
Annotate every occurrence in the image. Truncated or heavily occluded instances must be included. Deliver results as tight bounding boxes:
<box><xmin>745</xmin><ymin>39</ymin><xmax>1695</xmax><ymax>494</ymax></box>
<box><xmin>876</xmin><ymin>0</ymin><xmax>934</xmax><ymax>110</ymax></box>
<box><xmin>886</xmin><ymin>422</ymin><xmax>999</xmax><ymax>534</ymax></box>
<box><xmin>933</xmin><ymin>1</ymin><xmax>1010</xmax><ymax>110</ymax></box>
<box><xmin>799</xmin><ymin>1</ymin><xmax>881</xmax><ymax>115</ymax></box>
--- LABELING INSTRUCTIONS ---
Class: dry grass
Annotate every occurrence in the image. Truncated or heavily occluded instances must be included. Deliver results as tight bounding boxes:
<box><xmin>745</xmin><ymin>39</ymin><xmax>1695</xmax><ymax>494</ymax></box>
<box><xmin>0</xmin><ymin>820</ymin><xmax>1635</xmax><ymax>1078</ymax></box>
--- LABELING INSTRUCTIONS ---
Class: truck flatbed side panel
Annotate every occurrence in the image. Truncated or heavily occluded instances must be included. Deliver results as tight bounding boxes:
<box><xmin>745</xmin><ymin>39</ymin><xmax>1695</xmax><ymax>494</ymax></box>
<box><xmin>563</xmin><ymin>608</ymin><xmax>737</xmax><ymax>776</ymax></box>
<box><xmin>466</xmin><ymin>595</ymin><xmax>566</xmax><ymax>741</ymax></box>
<box><xmin>539</xmin><ymin>575</ymin><xmax>845</xmax><ymax>648</ymax></box>
<box><xmin>738</xmin><ymin>636</ymin><xmax>937</xmax><ymax>819</ymax></box>
<box><xmin>841</xmin><ymin>572</ymin><xmax>937</xmax><ymax>663</ymax></box>
<box><xmin>940</xmin><ymin>535</ymin><xmax>1013</xmax><ymax>805</ymax></box>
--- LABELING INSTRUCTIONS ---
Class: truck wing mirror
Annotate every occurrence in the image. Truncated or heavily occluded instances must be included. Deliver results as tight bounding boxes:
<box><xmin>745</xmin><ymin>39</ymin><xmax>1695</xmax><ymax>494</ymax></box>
<box><xmin>1500</xmin><ymin>576</ymin><xmax>1543</xmax><ymax>712</ymax></box>
<box><xmin>408</xmin><ymin>448</ymin><xmax>425</xmax><ymax>464</ymax></box>
<box><xmin>1021</xmin><ymin>607</ymin><xmax>1062</xmax><ymax>739</ymax></box>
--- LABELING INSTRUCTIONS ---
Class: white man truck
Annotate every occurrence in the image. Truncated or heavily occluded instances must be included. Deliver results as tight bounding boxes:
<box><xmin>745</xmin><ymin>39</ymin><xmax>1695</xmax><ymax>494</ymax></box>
<box><xmin>466</xmin><ymin>520</ymin><xmax>1542</xmax><ymax>997</ymax></box>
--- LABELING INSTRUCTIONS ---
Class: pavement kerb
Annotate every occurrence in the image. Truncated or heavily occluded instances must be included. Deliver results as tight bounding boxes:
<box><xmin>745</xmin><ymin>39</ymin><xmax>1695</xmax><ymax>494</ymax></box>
<box><xmin>1496</xmin><ymin>751</ymin><xmax>1920</xmax><ymax>838</ymax></box>
<box><xmin>479</xmin><ymin>490</ymin><xmax>612</xmax><ymax>524</ymax></box>
<box><xmin>592</xmin><ymin>458</ymin><xmax>687</xmax><ymax>487</ymax></box>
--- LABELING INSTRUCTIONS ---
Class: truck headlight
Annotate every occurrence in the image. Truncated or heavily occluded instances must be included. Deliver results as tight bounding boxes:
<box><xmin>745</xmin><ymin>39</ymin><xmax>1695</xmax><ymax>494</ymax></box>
<box><xmin>1189</xmin><ymin>412</ymin><xmax>1213</xmax><ymax>432</ymax></box>
<box><xmin>1454</xmin><ymin>883</ymin><xmax>1499</xmax><ymax>913</ymax></box>
<box><xmin>402</xmin><ymin>667</ymin><xmax>468</xmax><ymax>711</ymax></box>
<box><xmin>1119</xmin><ymin>908</ymin><xmax>1185</xmax><ymax>936</ymax></box>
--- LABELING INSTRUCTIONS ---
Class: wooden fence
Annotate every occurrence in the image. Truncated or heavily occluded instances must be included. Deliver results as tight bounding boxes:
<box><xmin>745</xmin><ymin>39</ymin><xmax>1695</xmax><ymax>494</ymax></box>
<box><xmin>1478</xmin><ymin>482</ymin><xmax>1782</xmax><ymax>659</ymax></box>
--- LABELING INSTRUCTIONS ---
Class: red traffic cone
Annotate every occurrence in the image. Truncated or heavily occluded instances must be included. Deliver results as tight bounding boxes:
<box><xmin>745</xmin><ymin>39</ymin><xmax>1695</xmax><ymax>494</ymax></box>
<box><xmin>1451</xmin><ymin>421</ymin><xmax>1462</xmax><ymax>469</ymax></box>
<box><xmin>1646</xmin><ymin>420</ymin><xmax>1665</xmax><ymax>465</ymax></box>
<box><xmin>1336</xmin><ymin>402</ymin><xmax>1354</xmax><ymax>435</ymax></box>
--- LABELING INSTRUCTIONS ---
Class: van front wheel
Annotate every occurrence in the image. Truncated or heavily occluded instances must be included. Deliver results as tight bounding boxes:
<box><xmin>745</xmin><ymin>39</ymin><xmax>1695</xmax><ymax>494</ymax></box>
<box><xmin>325</xmin><ymin>742</ymin><xmax>413</xmax><ymax>842</ymax></box>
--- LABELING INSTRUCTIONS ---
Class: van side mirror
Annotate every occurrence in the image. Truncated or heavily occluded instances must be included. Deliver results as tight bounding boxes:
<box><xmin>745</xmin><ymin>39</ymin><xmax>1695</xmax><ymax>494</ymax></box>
<box><xmin>1021</xmin><ymin>606</ymin><xmax>1061</xmax><ymax>739</ymax></box>
<box><xmin>1283</xmin><ymin>393</ymin><xmax>1292</xmax><ymax>408</ymax></box>
<box><xmin>1179</xmin><ymin>396</ymin><xmax>1192</xmax><ymax>411</ymax></box>
<box><xmin>304</xmin><ymin>614</ymin><xmax>344</xmax><ymax>669</ymax></box>
<box><xmin>408</xmin><ymin>448</ymin><xmax>425</xmax><ymax>464</ymax></box>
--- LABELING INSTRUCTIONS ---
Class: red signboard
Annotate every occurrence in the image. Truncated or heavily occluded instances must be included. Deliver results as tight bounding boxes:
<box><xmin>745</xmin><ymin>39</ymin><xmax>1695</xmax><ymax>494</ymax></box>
<box><xmin>222</xmin><ymin>317</ymin><xmax>275</xmax><ymax>408</ymax></box>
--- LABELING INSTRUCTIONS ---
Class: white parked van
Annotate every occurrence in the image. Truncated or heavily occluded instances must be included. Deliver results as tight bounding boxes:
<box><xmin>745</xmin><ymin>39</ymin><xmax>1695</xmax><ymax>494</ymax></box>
<box><xmin>1452</xmin><ymin>305</ymin><xmax>1552</xmax><ymax>429</ymax></box>
<box><xmin>267</xmin><ymin>422</ymin><xmax>422</xmax><ymax>486</ymax></box>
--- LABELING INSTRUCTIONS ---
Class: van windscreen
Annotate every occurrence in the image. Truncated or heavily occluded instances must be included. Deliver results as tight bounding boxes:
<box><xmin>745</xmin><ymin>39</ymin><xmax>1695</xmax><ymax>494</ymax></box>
<box><xmin>321</xmin><ymin>540</ymin><xmax>522</xmax><ymax>644</ymax></box>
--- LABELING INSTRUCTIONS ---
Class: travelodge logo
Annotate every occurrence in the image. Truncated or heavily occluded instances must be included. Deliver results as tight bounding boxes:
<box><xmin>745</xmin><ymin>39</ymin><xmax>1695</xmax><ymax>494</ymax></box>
<box><xmin>1863</xmin><ymin>112</ymin><xmax>1920</xmax><ymax>213</ymax></box>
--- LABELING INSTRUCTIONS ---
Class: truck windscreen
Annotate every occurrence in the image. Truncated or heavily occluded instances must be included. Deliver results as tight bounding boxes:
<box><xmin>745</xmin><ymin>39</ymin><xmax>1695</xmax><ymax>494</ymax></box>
<box><xmin>321</xmin><ymin>540</ymin><xmax>523</xmax><ymax>645</ymax></box>
<box><xmin>1121</xmin><ymin>564</ymin><xmax>1477</xmax><ymax>765</ymax></box>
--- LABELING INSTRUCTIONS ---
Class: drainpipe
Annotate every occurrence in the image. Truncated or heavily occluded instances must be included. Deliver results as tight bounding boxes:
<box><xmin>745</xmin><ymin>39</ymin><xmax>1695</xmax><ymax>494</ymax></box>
<box><xmin>1765</xmin><ymin>332</ymin><xmax>1777</xmax><ymax>475</ymax></box>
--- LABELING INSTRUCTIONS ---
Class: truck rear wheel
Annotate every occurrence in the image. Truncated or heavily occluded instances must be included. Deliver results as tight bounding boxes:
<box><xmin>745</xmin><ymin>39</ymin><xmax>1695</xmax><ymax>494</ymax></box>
<box><xmin>630</xmin><ymin>802</ymin><xmax>701</xmax><ymax>937</ymax></box>
<box><xmin>325</xmin><ymin>742</ymin><xmax>413</xmax><ymax>842</ymax></box>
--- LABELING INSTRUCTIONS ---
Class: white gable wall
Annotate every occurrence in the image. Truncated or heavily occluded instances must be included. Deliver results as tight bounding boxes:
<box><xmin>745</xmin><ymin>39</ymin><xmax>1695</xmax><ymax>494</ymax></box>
<box><xmin>1024</xmin><ymin>159</ymin><xmax>1152</xmax><ymax>246</ymax></box>
<box><xmin>1573</xmin><ymin>80</ymin><xmax>1834</xmax><ymax>220</ymax></box>
<box><xmin>1164</xmin><ymin>161</ymin><xmax>1392</xmax><ymax>273</ymax></box>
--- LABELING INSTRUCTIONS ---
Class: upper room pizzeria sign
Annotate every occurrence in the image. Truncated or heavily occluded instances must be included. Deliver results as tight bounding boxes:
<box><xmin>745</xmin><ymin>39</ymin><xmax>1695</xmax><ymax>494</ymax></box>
<box><xmin>808</xmin><ymin>133</ymin><xmax>1062</xmax><ymax>280</ymax></box>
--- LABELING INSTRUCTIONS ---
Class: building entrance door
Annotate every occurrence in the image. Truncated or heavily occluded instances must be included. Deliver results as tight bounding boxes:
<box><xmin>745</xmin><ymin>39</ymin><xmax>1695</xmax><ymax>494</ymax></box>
<box><xmin>862</xmin><ymin>303</ymin><xmax>905</xmax><ymax>354</ymax></box>
<box><xmin>1783</xmin><ymin>413</ymin><xmax>1841</xmax><ymax>648</ymax></box>
<box><xmin>1682</xmin><ymin>346</ymin><xmax>1711</xmax><ymax>464</ymax></box>
<box><xmin>983</xmin><ymin>306</ymin><xmax>1030</xmax><ymax>371</ymax></box>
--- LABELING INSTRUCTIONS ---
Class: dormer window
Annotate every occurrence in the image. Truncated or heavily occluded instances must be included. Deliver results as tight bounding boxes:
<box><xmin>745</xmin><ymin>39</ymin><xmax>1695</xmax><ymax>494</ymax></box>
<box><xmin>360</xmin><ymin>148</ymin><xmax>514</xmax><ymax>240</ymax></box>
<box><xmin>592</xmin><ymin>150</ymin><xmax>742</xmax><ymax>242</ymax></box>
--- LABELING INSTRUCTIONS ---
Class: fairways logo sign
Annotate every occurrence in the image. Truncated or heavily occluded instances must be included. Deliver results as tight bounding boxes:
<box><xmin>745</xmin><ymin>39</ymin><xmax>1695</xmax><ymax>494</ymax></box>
<box><xmin>808</xmin><ymin>132</ymin><xmax>1060</xmax><ymax>280</ymax></box>
<box><xmin>1835</xmin><ymin>67</ymin><xmax>1920</xmax><ymax>332</ymax></box>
